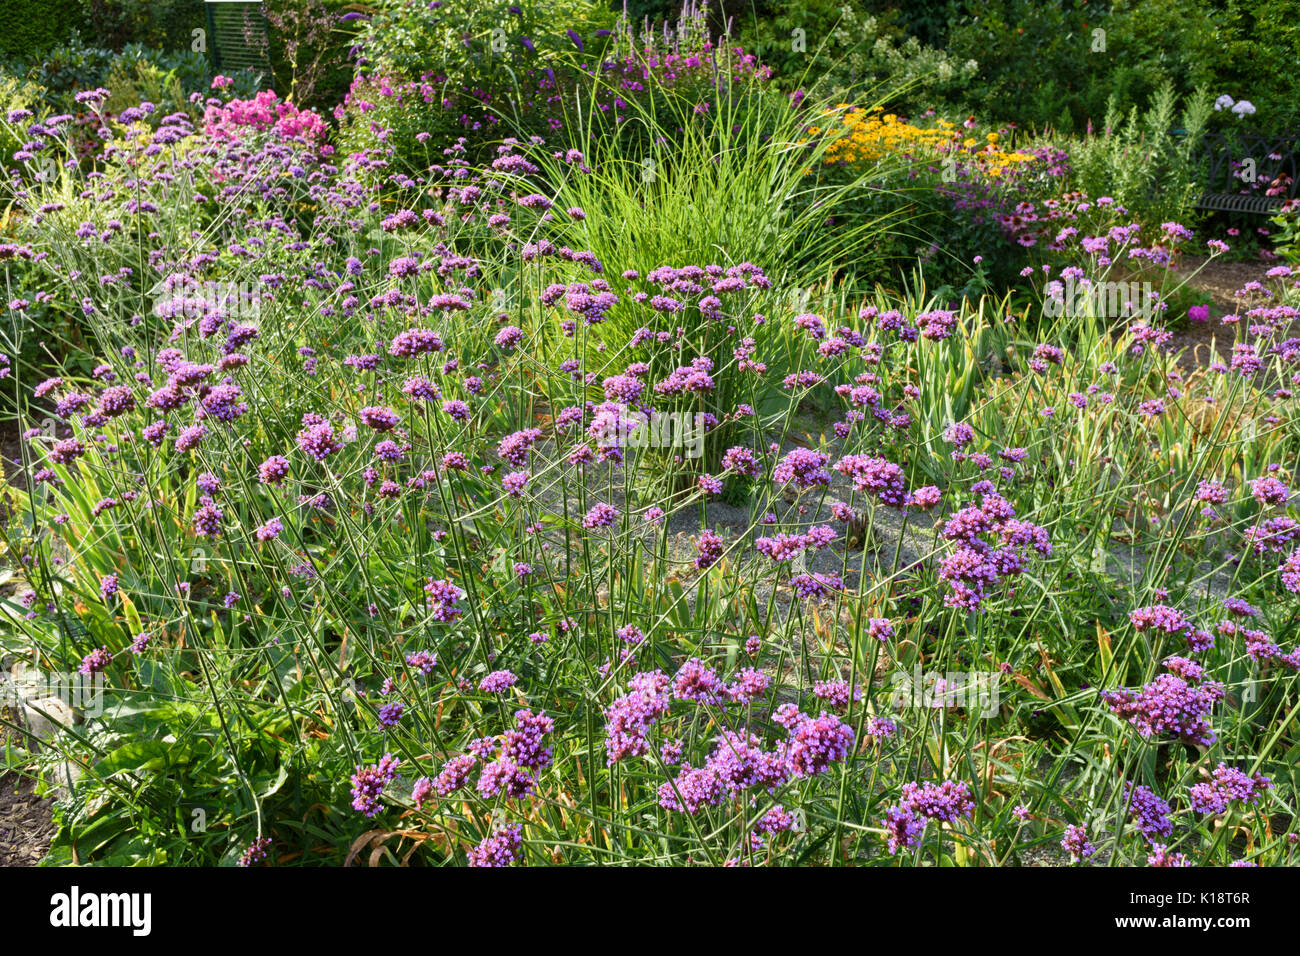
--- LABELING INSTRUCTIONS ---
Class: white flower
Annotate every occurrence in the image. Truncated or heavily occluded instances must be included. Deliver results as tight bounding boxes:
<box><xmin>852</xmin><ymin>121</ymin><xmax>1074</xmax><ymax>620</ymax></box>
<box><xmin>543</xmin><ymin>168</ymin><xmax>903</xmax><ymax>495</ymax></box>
<box><xmin>1214</xmin><ymin>94</ymin><xmax>1235</xmax><ymax>111</ymax></box>
<box><xmin>1231</xmin><ymin>99</ymin><xmax>1256</xmax><ymax>117</ymax></box>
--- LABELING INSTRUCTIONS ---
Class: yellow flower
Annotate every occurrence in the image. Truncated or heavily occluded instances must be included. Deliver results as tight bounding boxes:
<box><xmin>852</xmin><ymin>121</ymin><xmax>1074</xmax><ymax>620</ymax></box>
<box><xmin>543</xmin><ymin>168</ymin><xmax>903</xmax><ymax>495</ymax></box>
<box><xmin>806</xmin><ymin>108</ymin><xmax>1027</xmax><ymax>178</ymax></box>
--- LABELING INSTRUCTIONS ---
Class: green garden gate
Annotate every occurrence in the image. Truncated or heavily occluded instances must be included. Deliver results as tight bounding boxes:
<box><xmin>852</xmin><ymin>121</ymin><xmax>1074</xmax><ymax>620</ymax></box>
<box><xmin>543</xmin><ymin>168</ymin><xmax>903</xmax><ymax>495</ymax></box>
<box><xmin>204</xmin><ymin>0</ymin><xmax>273</xmax><ymax>89</ymax></box>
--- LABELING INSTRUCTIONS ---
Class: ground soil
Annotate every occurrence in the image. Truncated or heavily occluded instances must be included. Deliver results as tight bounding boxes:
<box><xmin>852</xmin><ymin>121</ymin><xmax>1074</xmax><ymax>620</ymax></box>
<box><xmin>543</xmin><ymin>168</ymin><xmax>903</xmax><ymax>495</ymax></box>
<box><xmin>0</xmin><ymin>768</ymin><xmax>54</xmax><ymax>867</ymax></box>
<box><xmin>1167</xmin><ymin>253</ymin><xmax>1292</xmax><ymax>370</ymax></box>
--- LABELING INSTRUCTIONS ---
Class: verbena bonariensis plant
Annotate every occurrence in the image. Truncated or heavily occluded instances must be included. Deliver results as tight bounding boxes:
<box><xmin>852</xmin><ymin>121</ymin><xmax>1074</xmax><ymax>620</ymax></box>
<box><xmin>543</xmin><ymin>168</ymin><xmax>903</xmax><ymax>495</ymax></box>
<box><xmin>1</xmin><ymin>86</ymin><xmax>1299</xmax><ymax>867</ymax></box>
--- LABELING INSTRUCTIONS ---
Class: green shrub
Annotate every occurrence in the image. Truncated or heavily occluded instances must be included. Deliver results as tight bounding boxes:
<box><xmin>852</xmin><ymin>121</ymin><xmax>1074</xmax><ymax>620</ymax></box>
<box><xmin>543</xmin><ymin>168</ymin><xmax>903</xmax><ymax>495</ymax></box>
<box><xmin>103</xmin><ymin>60</ymin><xmax>190</xmax><ymax>120</ymax></box>
<box><xmin>4</xmin><ymin>34</ymin><xmax>215</xmax><ymax>114</ymax></box>
<box><xmin>938</xmin><ymin>0</ymin><xmax>1290</xmax><ymax>135</ymax></box>
<box><xmin>358</xmin><ymin>0</ymin><xmax>617</xmax><ymax>78</ymax></box>
<box><xmin>84</xmin><ymin>0</ymin><xmax>207</xmax><ymax>52</ymax></box>
<box><xmin>733</xmin><ymin>1</ymin><xmax>977</xmax><ymax>109</ymax></box>
<box><xmin>1068</xmin><ymin>81</ymin><xmax>1212</xmax><ymax>230</ymax></box>
<box><xmin>335</xmin><ymin>0</ymin><xmax>619</xmax><ymax>165</ymax></box>
<box><xmin>1200</xmin><ymin>0</ymin><xmax>1300</xmax><ymax>130</ymax></box>
<box><xmin>266</xmin><ymin>0</ymin><xmax>364</xmax><ymax>111</ymax></box>
<box><xmin>943</xmin><ymin>0</ymin><xmax>1111</xmax><ymax>131</ymax></box>
<box><xmin>0</xmin><ymin>0</ymin><xmax>88</xmax><ymax>58</ymax></box>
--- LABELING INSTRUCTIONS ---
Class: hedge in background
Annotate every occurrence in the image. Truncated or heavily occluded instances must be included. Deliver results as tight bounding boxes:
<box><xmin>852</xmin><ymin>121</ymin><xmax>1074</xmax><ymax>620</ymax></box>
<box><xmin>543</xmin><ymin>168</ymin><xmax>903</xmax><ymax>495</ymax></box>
<box><xmin>0</xmin><ymin>0</ymin><xmax>88</xmax><ymax>57</ymax></box>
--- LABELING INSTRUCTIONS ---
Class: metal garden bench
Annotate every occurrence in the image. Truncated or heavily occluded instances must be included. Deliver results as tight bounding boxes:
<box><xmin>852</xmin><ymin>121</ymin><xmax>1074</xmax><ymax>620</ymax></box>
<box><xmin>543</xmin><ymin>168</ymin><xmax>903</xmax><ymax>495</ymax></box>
<box><xmin>1192</xmin><ymin>129</ymin><xmax>1298</xmax><ymax>215</ymax></box>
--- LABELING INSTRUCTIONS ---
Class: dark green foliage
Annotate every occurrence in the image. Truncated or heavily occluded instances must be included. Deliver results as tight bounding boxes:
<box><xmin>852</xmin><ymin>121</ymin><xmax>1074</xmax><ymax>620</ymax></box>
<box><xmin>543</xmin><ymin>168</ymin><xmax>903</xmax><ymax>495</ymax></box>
<box><xmin>84</xmin><ymin>0</ymin><xmax>209</xmax><ymax>51</ymax></box>
<box><xmin>936</xmin><ymin>0</ymin><xmax>1300</xmax><ymax>131</ymax></box>
<box><xmin>0</xmin><ymin>0</ymin><xmax>89</xmax><ymax>57</ymax></box>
